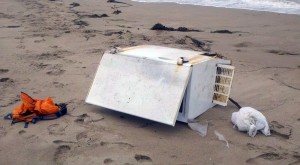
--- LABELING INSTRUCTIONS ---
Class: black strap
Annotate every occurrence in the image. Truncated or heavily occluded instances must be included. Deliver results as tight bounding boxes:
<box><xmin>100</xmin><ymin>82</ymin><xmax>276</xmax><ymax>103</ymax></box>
<box><xmin>5</xmin><ymin>103</ymin><xmax>67</xmax><ymax>128</ymax></box>
<box><xmin>228</xmin><ymin>97</ymin><xmax>242</xmax><ymax>109</ymax></box>
<box><xmin>4</xmin><ymin>113</ymin><xmax>12</xmax><ymax>120</ymax></box>
<box><xmin>32</xmin><ymin>103</ymin><xmax>67</xmax><ymax>120</ymax></box>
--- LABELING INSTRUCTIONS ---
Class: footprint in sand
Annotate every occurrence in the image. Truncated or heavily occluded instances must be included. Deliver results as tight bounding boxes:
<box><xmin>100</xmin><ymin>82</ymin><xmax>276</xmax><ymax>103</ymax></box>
<box><xmin>18</xmin><ymin>130</ymin><xmax>26</xmax><ymax>135</ymax></box>
<box><xmin>47</xmin><ymin>124</ymin><xmax>67</xmax><ymax>135</ymax></box>
<box><xmin>101</xmin><ymin>141</ymin><xmax>134</xmax><ymax>150</ymax></box>
<box><xmin>246</xmin><ymin>143</ymin><xmax>278</xmax><ymax>151</ymax></box>
<box><xmin>53</xmin><ymin>81</ymin><xmax>66</xmax><ymax>88</ymax></box>
<box><xmin>0</xmin><ymin>77</ymin><xmax>12</xmax><ymax>82</ymax></box>
<box><xmin>134</xmin><ymin>154</ymin><xmax>152</xmax><ymax>163</ymax></box>
<box><xmin>46</xmin><ymin>68</ymin><xmax>66</xmax><ymax>76</ymax></box>
<box><xmin>0</xmin><ymin>12</ymin><xmax>13</xmax><ymax>19</ymax></box>
<box><xmin>270</xmin><ymin>121</ymin><xmax>292</xmax><ymax>139</ymax></box>
<box><xmin>36</xmin><ymin>52</ymin><xmax>64</xmax><ymax>60</ymax></box>
<box><xmin>45</xmin><ymin>63</ymin><xmax>66</xmax><ymax>76</ymax></box>
<box><xmin>53</xmin><ymin>140</ymin><xmax>76</xmax><ymax>144</ymax></box>
<box><xmin>267</xmin><ymin>50</ymin><xmax>299</xmax><ymax>56</ymax></box>
<box><xmin>74</xmin><ymin>114</ymin><xmax>93</xmax><ymax>124</ymax></box>
<box><xmin>246</xmin><ymin>152</ymin><xmax>283</xmax><ymax>164</ymax></box>
<box><xmin>0</xmin><ymin>69</ymin><xmax>9</xmax><ymax>74</ymax></box>
<box><xmin>234</xmin><ymin>42</ymin><xmax>253</xmax><ymax>48</ymax></box>
<box><xmin>245</xmin><ymin>143</ymin><xmax>300</xmax><ymax>164</ymax></box>
<box><xmin>76</xmin><ymin>131</ymin><xmax>88</xmax><ymax>142</ymax></box>
<box><xmin>34</xmin><ymin>39</ymin><xmax>45</xmax><ymax>43</ymax></box>
<box><xmin>0</xmin><ymin>95</ymin><xmax>20</xmax><ymax>108</ymax></box>
<box><xmin>74</xmin><ymin>113</ymin><xmax>104</xmax><ymax>125</ymax></box>
<box><xmin>103</xmin><ymin>158</ymin><xmax>114</xmax><ymax>164</ymax></box>
<box><xmin>0</xmin><ymin>78</ymin><xmax>15</xmax><ymax>92</ymax></box>
<box><xmin>0</xmin><ymin>127</ymin><xmax>7</xmax><ymax>139</ymax></box>
<box><xmin>16</xmin><ymin>45</ymin><xmax>25</xmax><ymax>49</ymax></box>
<box><xmin>17</xmin><ymin>133</ymin><xmax>39</xmax><ymax>143</ymax></box>
<box><xmin>54</xmin><ymin>145</ymin><xmax>71</xmax><ymax>164</ymax></box>
<box><xmin>30</xmin><ymin>62</ymin><xmax>50</xmax><ymax>70</ymax></box>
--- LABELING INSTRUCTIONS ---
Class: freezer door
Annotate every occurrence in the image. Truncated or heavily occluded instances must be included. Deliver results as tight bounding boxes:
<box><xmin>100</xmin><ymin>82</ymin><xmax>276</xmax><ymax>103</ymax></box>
<box><xmin>86</xmin><ymin>53</ymin><xmax>192</xmax><ymax>126</ymax></box>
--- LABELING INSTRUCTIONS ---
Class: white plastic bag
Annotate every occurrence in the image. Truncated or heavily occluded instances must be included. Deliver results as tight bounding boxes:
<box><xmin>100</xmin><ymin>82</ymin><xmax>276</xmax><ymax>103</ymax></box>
<box><xmin>231</xmin><ymin>107</ymin><xmax>271</xmax><ymax>137</ymax></box>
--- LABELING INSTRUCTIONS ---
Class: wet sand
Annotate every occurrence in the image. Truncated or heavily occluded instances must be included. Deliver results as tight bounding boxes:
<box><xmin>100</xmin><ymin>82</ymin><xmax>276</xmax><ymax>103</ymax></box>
<box><xmin>0</xmin><ymin>0</ymin><xmax>300</xmax><ymax>164</ymax></box>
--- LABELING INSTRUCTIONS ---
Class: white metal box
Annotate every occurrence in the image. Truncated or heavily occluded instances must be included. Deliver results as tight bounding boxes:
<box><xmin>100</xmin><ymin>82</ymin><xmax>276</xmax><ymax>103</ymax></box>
<box><xmin>86</xmin><ymin>45</ymin><xmax>234</xmax><ymax>126</ymax></box>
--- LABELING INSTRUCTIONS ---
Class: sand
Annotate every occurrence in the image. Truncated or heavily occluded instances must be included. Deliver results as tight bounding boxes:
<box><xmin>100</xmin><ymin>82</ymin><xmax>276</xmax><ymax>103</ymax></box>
<box><xmin>0</xmin><ymin>0</ymin><xmax>300</xmax><ymax>164</ymax></box>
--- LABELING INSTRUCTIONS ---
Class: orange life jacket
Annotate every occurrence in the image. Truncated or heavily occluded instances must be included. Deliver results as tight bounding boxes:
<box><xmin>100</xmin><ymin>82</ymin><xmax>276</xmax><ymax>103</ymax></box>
<box><xmin>4</xmin><ymin>92</ymin><xmax>67</xmax><ymax>128</ymax></box>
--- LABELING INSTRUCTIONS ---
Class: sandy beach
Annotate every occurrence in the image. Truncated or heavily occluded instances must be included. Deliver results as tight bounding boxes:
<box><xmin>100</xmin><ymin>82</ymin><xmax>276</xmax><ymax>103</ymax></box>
<box><xmin>1</xmin><ymin>0</ymin><xmax>300</xmax><ymax>164</ymax></box>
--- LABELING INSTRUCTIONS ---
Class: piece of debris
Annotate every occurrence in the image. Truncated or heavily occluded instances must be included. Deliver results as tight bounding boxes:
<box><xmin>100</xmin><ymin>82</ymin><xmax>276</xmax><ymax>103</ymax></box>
<box><xmin>0</xmin><ymin>78</ymin><xmax>10</xmax><ymax>82</ymax></box>
<box><xmin>0</xmin><ymin>69</ymin><xmax>9</xmax><ymax>74</ymax></box>
<box><xmin>185</xmin><ymin>36</ymin><xmax>207</xmax><ymax>49</ymax></box>
<box><xmin>5</xmin><ymin>25</ymin><xmax>21</xmax><ymax>28</ymax></box>
<box><xmin>214</xmin><ymin>130</ymin><xmax>229</xmax><ymax>148</ymax></box>
<box><xmin>267</xmin><ymin>50</ymin><xmax>299</xmax><ymax>56</ymax></box>
<box><xmin>73</xmin><ymin>19</ymin><xmax>89</xmax><ymax>27</ymax></box>
<box><xmin>151</xmin><ymin>23</ymin><xmax>202</xmax><ymax>32</ymax></box>
<box><xmin>134</xmin><ymin>154</ymin><xmax>152</xmax><ymax>162</ymax></box>
<box><xmin>83</xmin><ymin>14</ymin><xmax>109</xmax><ymax>18</ymax></box>
<box><xmin>177</xmin><ymin>27</ymin><xmax>202</xmax><ymax>32</ymax></box>
<box><xmin>202</xmin><ymin>52</ymin><xmax>226</xmax><ymax>59</ymax></box>
<box><xmin>107</xmin><ymin>0</ymin><xmax>132</xmax><ymax>6</ymax></box>
<box><xmin>176</xmin><ymin>35</ymin><xmax>210</xmax><ymax>51</ymax></box>
<box><xmin>151</xmin><ymin>23</ymin><xmax>174</xmax><ymax>31</ymax></box>
<box><xmin>70</xmin><ymin>2</ymin><xmax>80</xmax><ymax>8</ymax></box>
<box><xmin>211</xmin><ymin>30</ymin><xmax>234</xmax><ymax>34</ymax></box>
<box><xmin>188</xmin><ymin>120</ymin><xmax>208</xmax><ymax>137</ymax></box>
<box><xmin>112</xmin><ymin>10</ymin><xmax>122</xmax><ymax>15</ymax></box>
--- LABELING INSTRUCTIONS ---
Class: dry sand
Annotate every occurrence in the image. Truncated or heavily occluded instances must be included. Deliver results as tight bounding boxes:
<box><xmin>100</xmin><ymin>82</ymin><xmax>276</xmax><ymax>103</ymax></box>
<box><xmin>0</xmin><ymin>0</ymin><xmax>300</xmax><ymax>164</ymax></box>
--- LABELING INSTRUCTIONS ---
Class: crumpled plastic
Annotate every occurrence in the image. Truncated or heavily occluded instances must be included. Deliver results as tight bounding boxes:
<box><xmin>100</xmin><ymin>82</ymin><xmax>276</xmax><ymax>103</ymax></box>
<box><xmin>188</xmin><ymin>120</ymin><xmax>208</xmax><ymax>137</ymax></box>
<box><xmin>231</xmin><ymin>107</ymin><xmax>271</xmax><ymax>137</ymax></box>
<box><xmin>214</xmin><ymin>130</ymin><xmax>229</xmax><ymax>148</ymax></box>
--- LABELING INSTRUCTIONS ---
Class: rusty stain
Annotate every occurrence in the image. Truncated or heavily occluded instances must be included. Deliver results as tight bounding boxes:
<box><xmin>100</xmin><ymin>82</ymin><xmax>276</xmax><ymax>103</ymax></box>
<box><xmin>188</xmin><ymin>55</ymin><xmax>212</xmax><ymax>65</ymax></box>
<box><xmin>175</xmin><ymin>64</ymin><xmax>182</xmax><ymax>72</ymax></box>
<box><xmin>120</xmin><ymin>45</ymin><xmax>146</xmax><ymax>52</ymax></box>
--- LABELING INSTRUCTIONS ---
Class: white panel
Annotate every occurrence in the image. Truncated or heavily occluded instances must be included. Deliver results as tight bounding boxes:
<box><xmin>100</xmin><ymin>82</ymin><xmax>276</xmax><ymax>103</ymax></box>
<box><xmin>186</xmin><ymin>59</ymin><xmax>231</xmax><ymax>120</ymax></box>
<box><xmin>86</xmin><ymin>53</ymin><xmax>192</xmax><ymax>126</ymax></box>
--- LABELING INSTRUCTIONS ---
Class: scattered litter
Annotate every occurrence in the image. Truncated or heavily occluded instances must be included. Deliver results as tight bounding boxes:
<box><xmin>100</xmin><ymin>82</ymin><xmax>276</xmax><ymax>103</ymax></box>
<box><xmin>231</xmin><ymin>107</ymin><xmax>271</xmax><ymax>137</ymax></box>
<box><xmin>188</xmin><ymin>120</ymin><xmax>208</xmax><ymax>137</ymax></box>
<box><xmin>214</xmin><ymin>130</ymin><xmax>229</xmax><ymax>148</ymax></box>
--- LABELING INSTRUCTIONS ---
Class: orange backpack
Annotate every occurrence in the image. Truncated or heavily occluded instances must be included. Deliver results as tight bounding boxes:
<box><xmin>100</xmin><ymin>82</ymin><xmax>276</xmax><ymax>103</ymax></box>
<box><xmin>4</xmin><ymin>92</ymin><xmax>67</xmax><ymax>128</ymax></box>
